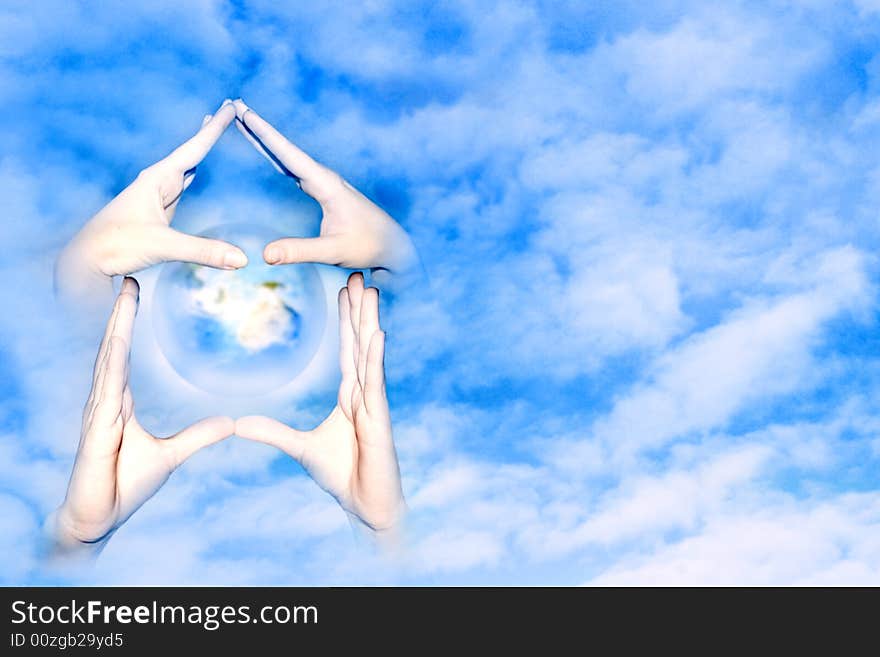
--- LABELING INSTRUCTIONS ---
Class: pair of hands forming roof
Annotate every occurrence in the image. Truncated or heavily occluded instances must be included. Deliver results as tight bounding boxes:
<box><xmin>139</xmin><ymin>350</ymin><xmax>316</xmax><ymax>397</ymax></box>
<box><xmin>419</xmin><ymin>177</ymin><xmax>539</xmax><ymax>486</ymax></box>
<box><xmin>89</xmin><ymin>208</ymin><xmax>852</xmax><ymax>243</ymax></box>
<box><xmin>49</xmin><ymin>100</ymin><xmax>412</xmax><ymax>560</ymax></box>
<box><xmin>55</xmin><ymin>99</ymin><xmax>418</xmax><ymax>304</ymax></box>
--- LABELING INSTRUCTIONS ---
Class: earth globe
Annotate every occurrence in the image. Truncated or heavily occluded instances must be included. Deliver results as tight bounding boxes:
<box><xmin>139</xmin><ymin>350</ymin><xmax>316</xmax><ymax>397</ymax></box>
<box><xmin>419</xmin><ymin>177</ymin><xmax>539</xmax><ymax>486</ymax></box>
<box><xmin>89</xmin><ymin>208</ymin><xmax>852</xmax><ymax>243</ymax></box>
<box><xmin>152</xmin><ymin>223</ymin><xmax>327</xmax><ymax>396</ymax></box>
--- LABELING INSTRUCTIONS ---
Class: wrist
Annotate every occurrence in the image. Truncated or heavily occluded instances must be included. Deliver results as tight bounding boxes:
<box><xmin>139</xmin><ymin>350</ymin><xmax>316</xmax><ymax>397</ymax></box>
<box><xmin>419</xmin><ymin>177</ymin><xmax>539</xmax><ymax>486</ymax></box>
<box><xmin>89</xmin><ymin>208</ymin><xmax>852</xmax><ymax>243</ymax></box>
<box><xmin>372</xmin><ymin>237</ymin><xmax>423</xmax><ymax>294</ymax></box>
<box><xmin>43</xmin><ymin>508</ymin><xmax>110</xmax><ymax>564</ymax></box>
<box><xmin>386</xmin><ymin>229</ymin><xmax>420</xmax><ymax>276</ymax></box>
<box><xmin>346</xmin><ymin>501</ymin><xmax>408</xmax><ymax>552</ymax></box>
<box><xmin>54</xmin><ymin>234</ymin><xmax>114</xmax><ymax>306</ymax></box>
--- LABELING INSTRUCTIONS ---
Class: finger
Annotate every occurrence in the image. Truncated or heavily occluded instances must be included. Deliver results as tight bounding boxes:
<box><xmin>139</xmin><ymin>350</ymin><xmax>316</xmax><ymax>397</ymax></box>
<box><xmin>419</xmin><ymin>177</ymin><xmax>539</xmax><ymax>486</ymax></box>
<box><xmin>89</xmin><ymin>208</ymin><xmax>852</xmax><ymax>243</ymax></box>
<box><xmin>234</xmin><ymin>117</ymin><xmax>288</xmax><ymax>176</ymax></box>
<box><xmin>234</xmin><ymin>99</ymin><xmax>340</xmax><ymax>199</ymax></box>
<box><xmin>91</xmin><ymin>278</ymin><xmax>139</xmax><ymax>391</ymax></box>
<box><xmin>156</xmin><ymin>229</ymin><xmax>248</xmax><ymax>270</ymax></box>
<box><xmin>90</xmin><ymin>281</ymin><xmax>135</xmax><ymax>416</ymax></box>
<box><xmin>179</xmin><ymin>115</ymin><xmax>214</xmax><ymax>193</ymax></box>
<box><xmin>165</xmin><ymin>416</ymin><xmax>235</xmax><ymax>469</ymax></box>
<box><xmin>337</xmin><ymin>288</ymin><xmax>357</xmax><ymax>419</ymax></box>
<box><xmin>358</xmin><ymin>287</ymin><xmax>380</xmax><ymax>385</ymax></box>
<box><xmin>346</xmin><ymin>272</ymin><xmax>365</xmax><ymax>371</ymax></box>
<box><xmin>91</xmin><ymin>336</ymin><xmax>129</xmax><ymax>428</ymax></box>
<box><xmin>347</xmin><ymin>271</ymin><xmax>365</xmax><ymax>334</ymax></box>
<box><xmin>263</xmin><ymin>236</ymin><xmax>345</xmax><ymax>266</ymax></box>
<box><xmin>164</xmin><ymin>100</ymin><xmax>235</xmax><ymax>172</ymax></box>
<box><xmin>363</xmin><ymin>330</ymin><xmax>388</xmax><ymax>415</ymax></box>
<box><xmin>122</xmin><ymin>386</ymin><xmax>135</xmax><ymax>422</ymax></box>
<box><xmin>338</xmin><ymin>288</ymin><xmax>356</xmax><ymax>378</ymax></box>
<box><xmin>235</xmin><ymin>416</ymin><xmax>308</xmax><ymax>462</ymax></box>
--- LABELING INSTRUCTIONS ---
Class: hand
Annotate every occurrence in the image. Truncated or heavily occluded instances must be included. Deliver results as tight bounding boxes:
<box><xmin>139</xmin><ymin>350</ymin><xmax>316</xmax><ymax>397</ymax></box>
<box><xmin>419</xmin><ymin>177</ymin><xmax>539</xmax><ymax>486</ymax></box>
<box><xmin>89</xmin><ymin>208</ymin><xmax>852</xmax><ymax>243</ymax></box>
<box><xmin>236</xmin><ymin>273</ymin><xmax>406</xmax><ymax>543</ymax></box>
<box><xmin>48</xmin><ymin>277</ymin><xmax>234</xmax><ymax>558</ymax></box>
<box><xmin>55</xmin><ymin>101</ymin><xmax>248</xmax><ymax>307</ymax></box>
<box><xmin>232</xmin><ymin>99</ymin><xmax>419</xmax><ymax>282</ymax></box>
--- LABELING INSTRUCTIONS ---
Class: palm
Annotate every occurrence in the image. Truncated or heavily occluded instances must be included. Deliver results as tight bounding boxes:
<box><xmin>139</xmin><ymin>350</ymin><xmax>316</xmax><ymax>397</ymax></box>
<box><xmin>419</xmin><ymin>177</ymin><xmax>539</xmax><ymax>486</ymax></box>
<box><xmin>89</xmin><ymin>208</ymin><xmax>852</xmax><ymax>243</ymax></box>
<box><xmin>237</xmin><ymin>273</ymin><xmax>404</xmax><ymax>533</ymax></box>
<box><xmin>301</xmin><ymin>408</ymin><xmax>358</xmax><ymax>509</ymax></box>
<box><xmin>56</xmin><ymin>278</ymin><xmax>234</xmax><ymax>547</ymax></box>
<box><xmin>56</xmin><ymin>102</ymin><xmax>249</xmax><ymax>305</ymax></box>
<box><xmin>312</xmin><ymin>180</ymin><xmax>406</xmax><ymax>270</ymax></box>
<box><xmin>302</xmin><ymin>399</ymin><xmax>396</xmax><ymax>526</ymax></box>
<box><xmin>83</xmin><ymin>178</ymin><xmax>188</xmax><ymax>276</ymax></box>
<box><xmin>65</xmin><ymin>400</ymin><xmax>172</xmax><ymax>541</ymax></box>
<box><xmin>232</xmin><ymin>100</ymin><xmax>417</xmax><ymax>275</ymax></box>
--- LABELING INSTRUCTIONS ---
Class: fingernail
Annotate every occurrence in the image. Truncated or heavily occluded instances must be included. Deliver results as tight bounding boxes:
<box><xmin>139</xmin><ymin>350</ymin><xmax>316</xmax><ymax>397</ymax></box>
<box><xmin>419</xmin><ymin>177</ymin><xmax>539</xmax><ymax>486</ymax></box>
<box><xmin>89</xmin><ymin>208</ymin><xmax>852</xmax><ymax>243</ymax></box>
<box><xmin>223</xmin><ymin>250</ymin><xmax>248</xmax><ymax>269</ymax></box>
<box><xmin>122</xmin><ymin>277</ymin><xmax>140</xmax><ymax>301</ymax></box>
<box><xmin>235</xmin><ymin>99</ymin><xmax>251</xmax><ymax>122</ymax></box>
<box><xmin>221</xmin><ymin>98</ymin><xmax>233</xmax><ymax>106</ymax></box>
<box><xmin>264</xmin><ymin>247</ymin><xmax>281</xmax><ymax>264</ymax></box>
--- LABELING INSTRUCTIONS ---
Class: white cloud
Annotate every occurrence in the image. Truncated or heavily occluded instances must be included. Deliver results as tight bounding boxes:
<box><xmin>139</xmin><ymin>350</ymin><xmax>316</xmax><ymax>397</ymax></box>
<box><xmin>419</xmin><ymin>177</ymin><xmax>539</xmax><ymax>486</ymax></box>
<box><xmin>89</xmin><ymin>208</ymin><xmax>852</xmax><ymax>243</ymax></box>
<box><xmin>409</xmin><ymin>529</ymin><xmax>504</xmax><ymax>574</ymax></box>
<box><xmin>1</xmin><ymin>0</ymin><xmax>880</xmax><ymax>587</ymax></box>
<box><xmin>0</xmin><ymin>494</ymin><xmax>40</xmax><ymax>584</ymax></box>
<box><xmin>607</xmin><ymin>9</ymin><xmax>825</xmax><ymax>116</ymax></box>
<box><xmin>593</xmin><ymin>246</ymin><xmax>870</xmax><ymax>459</ymax></box>
<box><xmin>588</xmin><ymin>493</ymin><xmax>880</xmax><ymax>586</ymax></box>
<box><xmin>527</xmin><ymin>445</ymin><xmax>773</xmax><ymax>558</ymax></box>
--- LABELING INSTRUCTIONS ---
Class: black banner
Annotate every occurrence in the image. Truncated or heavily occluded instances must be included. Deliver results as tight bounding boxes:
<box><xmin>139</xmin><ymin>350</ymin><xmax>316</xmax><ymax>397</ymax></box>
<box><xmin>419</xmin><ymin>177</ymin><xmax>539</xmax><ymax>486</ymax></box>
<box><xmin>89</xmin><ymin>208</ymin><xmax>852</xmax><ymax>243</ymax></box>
<box><xmin>0</xmin><ymin>587</ymin><xmax>873</xmax><ymax>651</ymax></box>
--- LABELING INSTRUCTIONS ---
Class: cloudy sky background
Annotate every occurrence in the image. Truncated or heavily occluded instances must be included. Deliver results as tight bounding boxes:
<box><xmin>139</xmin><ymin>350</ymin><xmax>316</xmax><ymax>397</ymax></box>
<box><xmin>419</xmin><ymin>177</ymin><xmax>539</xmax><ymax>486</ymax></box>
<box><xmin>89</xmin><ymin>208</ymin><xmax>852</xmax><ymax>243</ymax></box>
<box><xmin>2</xmin><ymin>0</ymin><xmax>880</xmax><ymax>584</ymax></box>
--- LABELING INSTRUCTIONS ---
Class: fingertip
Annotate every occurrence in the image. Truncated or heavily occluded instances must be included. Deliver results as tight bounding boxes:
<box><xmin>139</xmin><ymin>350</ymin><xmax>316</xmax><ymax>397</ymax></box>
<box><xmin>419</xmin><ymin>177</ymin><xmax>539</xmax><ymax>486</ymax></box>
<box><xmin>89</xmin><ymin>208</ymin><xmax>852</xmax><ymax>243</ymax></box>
<box><xmin>232</xmin><ymin>99</ymin><xmax>250</xmax><ymax>121</ymax></box>
<box><xmin>168</xmin><ymin>415</ymin><xmax>235</xmax><ymax>467</ymax></box>
<box><xmin>210</xmin><ymin>101</ymin><xmax>236</xmax><ymax>126</ymax></box>
<box><xmin>234</xmin><ymin>415</ymin><xmax>263</xmax><ymax>438</ymax></box>
<box><xmin>214</xmin><ymin>415</ymin><xmax>236</xmax><ymax>437</ymax></box>
<box><xmin>223</xmin><ymin>249</ymin><xmax>248</xmax><ymax>270</ymax></box>
<box><xmin>264</xmin><ymin>244</ymin><xmax>282</xmax><ymax>265</ymax></box>
<box><xmin>348</xmin><ymin>271</ymin><xmax>365</xmax><ymax>288</ymax></box>
<box><xmin>121</xmin><ymin>277</ymin><xmax>140</xmax><ymax>302</ymax></box>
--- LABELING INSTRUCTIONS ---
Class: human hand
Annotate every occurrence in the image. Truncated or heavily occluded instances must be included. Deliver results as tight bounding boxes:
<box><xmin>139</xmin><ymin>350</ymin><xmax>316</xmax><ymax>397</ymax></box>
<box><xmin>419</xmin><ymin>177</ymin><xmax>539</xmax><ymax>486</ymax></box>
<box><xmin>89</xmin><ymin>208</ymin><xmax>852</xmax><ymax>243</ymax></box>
<box><xmin>232</xmin><ymin>100</ymin><xmax>419</xmax><ymax>284</ymax></box>
<box><xmin>55</xmin><ymin>101</ymin><xmax>248</xmax><ymax>307</ymax></box>
<box><xmin>48</xmin><ymin>277</ymin><xmax>235</xmax><ymax>559</ymax></box>
<box><xmin>236</xmin><ymin>273</ymin><xmax>406</xmax><ymax>544</ymax></box>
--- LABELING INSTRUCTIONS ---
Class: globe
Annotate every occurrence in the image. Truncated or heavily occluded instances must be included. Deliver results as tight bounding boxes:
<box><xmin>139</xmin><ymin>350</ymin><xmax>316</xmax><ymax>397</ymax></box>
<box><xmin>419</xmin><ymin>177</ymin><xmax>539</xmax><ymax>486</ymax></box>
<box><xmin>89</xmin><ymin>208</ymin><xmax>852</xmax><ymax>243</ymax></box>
<box><xmin>152</xmin><ymin>223</ymin><xmax>327</xmax><ymax>396</ymax></box>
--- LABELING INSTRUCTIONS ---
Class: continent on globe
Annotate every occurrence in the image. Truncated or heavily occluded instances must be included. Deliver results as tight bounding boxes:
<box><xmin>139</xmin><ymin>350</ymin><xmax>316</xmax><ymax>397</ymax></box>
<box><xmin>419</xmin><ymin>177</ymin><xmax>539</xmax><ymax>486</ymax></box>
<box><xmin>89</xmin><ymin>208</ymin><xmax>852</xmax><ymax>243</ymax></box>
<box><xmin>189</xmin><ymin>267</ymin><xmax>301</xmax><ymax>353</ymax></box>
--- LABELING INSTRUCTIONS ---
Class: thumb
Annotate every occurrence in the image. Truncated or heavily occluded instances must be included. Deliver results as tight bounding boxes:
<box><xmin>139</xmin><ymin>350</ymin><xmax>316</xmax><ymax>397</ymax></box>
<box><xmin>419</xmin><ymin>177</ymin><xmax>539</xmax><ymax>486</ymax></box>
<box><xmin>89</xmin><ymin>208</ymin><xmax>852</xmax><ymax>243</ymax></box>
<box><xmin>165</xmin><ymin>416</ymin><xmax>235</xmax><ymax>469</ymax></box>
<box><xmin>263</xmin><ymin>236</ymin><xmax>345</xmax><ymax>266</ymax></box>
<box><xmin>235</xmin><ymin>416</ymin><xmax>308</xmax><ymax>462</ymax></box>
<box><xmin>157</xmin><ymin>229</ymin><xmax>249</xmax><ymax>270</ymax></box>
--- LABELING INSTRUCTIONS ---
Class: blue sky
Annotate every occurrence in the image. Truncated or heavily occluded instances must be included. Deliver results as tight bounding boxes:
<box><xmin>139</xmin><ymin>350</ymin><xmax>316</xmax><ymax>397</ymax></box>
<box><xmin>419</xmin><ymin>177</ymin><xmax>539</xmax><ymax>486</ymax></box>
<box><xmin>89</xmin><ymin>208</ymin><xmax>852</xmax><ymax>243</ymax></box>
<box><xmin>2</xmin><ymin>0</ymin><xmax>880</xmax><ymax>584</ymax></box>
